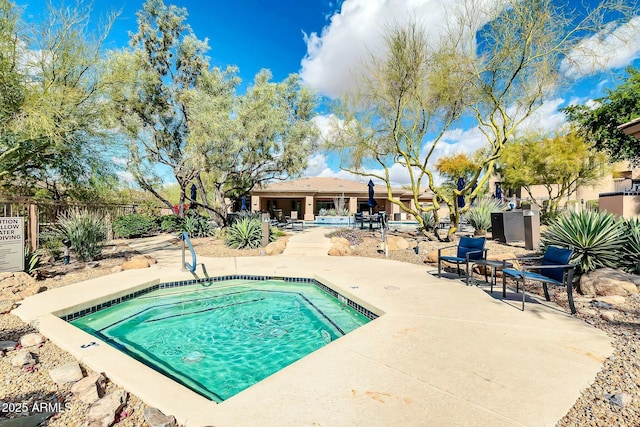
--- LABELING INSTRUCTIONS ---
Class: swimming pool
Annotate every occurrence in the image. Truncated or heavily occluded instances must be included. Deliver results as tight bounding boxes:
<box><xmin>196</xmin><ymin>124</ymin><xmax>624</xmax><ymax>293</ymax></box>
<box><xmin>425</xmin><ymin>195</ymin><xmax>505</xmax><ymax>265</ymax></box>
<box><xmin>68</xmin><ymin>277</ymin><xmax>374</xmax><ymax>402</ymax></box>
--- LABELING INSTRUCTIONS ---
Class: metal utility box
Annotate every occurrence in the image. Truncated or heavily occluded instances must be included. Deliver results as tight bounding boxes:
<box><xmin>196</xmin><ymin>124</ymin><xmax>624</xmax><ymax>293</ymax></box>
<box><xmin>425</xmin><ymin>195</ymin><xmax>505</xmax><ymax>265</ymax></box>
<box><xmin>491</xmin><ymin>211</ymin><xmax>525</xmax><ymax>242</ymax></box>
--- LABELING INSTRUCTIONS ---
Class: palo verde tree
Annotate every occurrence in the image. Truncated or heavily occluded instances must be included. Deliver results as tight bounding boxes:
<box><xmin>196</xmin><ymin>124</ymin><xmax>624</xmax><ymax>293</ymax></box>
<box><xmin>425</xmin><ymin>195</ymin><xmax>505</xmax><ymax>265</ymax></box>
<box><xmin>496</xmin><ymin>132</ymin><xmax>609</xmax><ymax>216</ymax></box>
<box><xmin>105</xmin><ymin>0</ymin><xmax>209</xmax><ymax>217</ymax></box>
<box><xmin>563</xmin><ymin>66</ymin><xmax>640</xmax><ymax>165</ymax></box>
<box><xmin>326</xmin><ymin>0</ymin><xmax>637</xmax><ymax>240</ymax></box>
<box><xmin>187</xmin><ymin>69</ymin><xmax>319</xmax><ymax>225</ymax></box>
<box><xmin>107</xmin><ymin>0</ymin><xmax>318</xmax><ymax>224</ymax></box>
<box><xmin>0</xmin><ymin>0</ymin><xmax>117</xmax><ymax>201</ymax></box>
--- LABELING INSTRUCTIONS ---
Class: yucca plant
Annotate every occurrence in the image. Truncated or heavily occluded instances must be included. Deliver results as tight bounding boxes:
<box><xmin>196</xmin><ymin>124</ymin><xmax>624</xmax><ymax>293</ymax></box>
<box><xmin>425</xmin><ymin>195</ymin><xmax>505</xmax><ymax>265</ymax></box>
<box><xmin>463</xmin><ymin>197</ymin><xmax>506</xmax><ymax>236</ymax></box>
<box><xmin>57</xmin><ymin>209</ymin><xmax>108</xmax><ymax>261</ymax></box>
<box><xmin>541</xmin><ymin>210</ymin><xmax>624</xmax><ymax>273</ymax></box>
<box><xmin>224</xmin><ymin>217</ymin><xmax>264</xmax><ymax>249</ymax></box>
<box><xmin>621</xmin><ymin>218</ymin><xmax>640</xmax><ymax>273</ymax></box>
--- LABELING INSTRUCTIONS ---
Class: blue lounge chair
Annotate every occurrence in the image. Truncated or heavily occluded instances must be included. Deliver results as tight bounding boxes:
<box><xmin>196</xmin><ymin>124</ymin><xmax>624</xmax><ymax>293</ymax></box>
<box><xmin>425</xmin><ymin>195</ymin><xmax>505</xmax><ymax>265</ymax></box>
<box><xmin>502</xmin><ymin>246</ymin><xmax>577</xmax><ymax>314</ymax></box>
<box><xmin>437</xmin><ymin>236</ymin><xmax>486</xmax><ymax>285</ymax></box>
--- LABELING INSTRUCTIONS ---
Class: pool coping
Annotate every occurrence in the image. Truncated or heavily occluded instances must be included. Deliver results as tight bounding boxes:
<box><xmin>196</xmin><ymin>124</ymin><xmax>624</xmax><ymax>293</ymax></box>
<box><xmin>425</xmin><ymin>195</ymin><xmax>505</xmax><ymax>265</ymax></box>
<box><xmin>13</xmin><ymin>253</ymin><xmax>614</xmax><ymax>427</ymax></box>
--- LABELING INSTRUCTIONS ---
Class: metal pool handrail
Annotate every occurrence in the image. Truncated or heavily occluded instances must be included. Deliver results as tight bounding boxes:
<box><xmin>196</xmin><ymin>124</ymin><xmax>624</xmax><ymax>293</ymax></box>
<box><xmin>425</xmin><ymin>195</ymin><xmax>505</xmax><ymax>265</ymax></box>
<box><xmin>181</xmin><ymin>232</ymin><xmax>208</xmax><ymax>277</ymax></box>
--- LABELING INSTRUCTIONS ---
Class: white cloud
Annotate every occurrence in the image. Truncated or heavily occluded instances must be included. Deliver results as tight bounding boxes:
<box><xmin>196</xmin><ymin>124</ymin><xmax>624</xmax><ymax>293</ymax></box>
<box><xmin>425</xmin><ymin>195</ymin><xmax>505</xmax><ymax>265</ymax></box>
<box><xmin>562</xmin><ymin>16</ymin><xmax>640</xmax><ymax>78</ymax></box>
<box><xmin>303</xmin><ymin>153</ymin><xmax>332</xmax><ymax>176</ymax></box>
<box><xmin>300</xmin><ymin>0</ymin><xmax>503</xmax><ymax>99</ymax></box>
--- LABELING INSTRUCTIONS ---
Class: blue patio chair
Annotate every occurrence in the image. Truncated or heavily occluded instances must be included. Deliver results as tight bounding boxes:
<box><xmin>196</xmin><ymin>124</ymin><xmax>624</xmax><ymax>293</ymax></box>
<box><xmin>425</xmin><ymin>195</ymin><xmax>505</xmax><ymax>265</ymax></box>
<box><xmin>437</xmin><ymin>236</ymin><xmax>486</xmax><ymax>285</ymax></box>
<box><xmin>501</xmin><ymin>246</ymin><xmax>577</xmax><ymax>314</ymax></box>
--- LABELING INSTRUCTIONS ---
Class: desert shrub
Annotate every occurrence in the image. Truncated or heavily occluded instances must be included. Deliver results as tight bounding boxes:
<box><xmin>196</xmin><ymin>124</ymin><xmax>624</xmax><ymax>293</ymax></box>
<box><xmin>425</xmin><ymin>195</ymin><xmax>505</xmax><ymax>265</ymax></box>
<box><xmin>224</xmin><ymin>217</ymin><xmax>264</xmax><ymax>249</ymax></box>
<box><xmin>112</xmin><ymin>214</ymin><xmax>156</xmax><ymax>238</ymax></box>
<box><xmin>39</xmin><ymin>230</ymin><xmax>64</xmax><ymax>259</ymax></box>
<box><xmin>327</xmin><ymin>208</ymin><xmax>337</xmax><ymax>216</ymax></box>
<box><xmin>57</xmin><ymin>209</ymin><xmax>108</xmax><ymax>261</ymax></box>
<box><xmin>541</xmin><ymin>210</ymin><xmax>624</xmax><ymax>273</ymax></box>
<box><xmin>159</xmin><ymin>215</ymin><xmax>183</xmax><ymax>233</ymax></box>
<box><xmin>183</xmin><ymin>212</ymin><xmax>214</xmax><ymax>237</ymax></box>
<box><xmin>24</xmin><ymin>246</ymin><xmax>42</xmax><ymax>275</ymax></box>
<box><xmin>271</xmin><ymin>226</ymin><xmax>287</xmax><ymax>238</ymax></box>
<box><xmin>621</xmin><ymin>218</ymin><xmax>640</xmax><ymax>274</ymax></box>
<box><xmin>318</xmin><ymin>208</ymin><xmax>328</xmax><ymax>216</ymax></box>
<box><xmin>463</xmin><ymin>198</ymin><xmax>506</xmax><ymax>233</ymax></box>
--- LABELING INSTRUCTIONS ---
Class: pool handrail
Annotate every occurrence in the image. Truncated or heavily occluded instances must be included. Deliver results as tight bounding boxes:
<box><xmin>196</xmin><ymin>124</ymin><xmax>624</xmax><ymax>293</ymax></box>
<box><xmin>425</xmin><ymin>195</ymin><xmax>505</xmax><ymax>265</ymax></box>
<box><xmin>181</xmin><ymin>231</ymin><xmax>208</xmax><ymax>277</ymax></box>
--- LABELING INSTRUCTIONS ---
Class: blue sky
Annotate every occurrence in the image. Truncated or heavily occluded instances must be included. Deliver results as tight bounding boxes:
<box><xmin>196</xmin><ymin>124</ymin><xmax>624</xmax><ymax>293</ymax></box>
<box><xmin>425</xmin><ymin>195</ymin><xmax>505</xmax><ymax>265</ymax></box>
<box><xmin>21</xmin><ymin>0</ymin><xmax>640</xmax><ymax>186</ymax></box>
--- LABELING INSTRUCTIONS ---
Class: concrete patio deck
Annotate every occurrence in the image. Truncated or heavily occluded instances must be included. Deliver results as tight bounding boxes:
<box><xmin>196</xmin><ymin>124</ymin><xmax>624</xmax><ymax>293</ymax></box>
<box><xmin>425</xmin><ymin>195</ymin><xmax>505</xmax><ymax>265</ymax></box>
<box><xmin>13</xmin><ymin>230</ymin><xmax>612</xmax><ymax>426</ymax></box>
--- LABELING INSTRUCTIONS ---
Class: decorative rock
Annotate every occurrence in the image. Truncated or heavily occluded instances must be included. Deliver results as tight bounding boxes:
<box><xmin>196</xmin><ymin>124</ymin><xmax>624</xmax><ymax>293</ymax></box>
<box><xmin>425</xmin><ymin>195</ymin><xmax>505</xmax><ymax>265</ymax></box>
<box><xmin>0</xmin><ymin>300</ymin><xmax>16</xmax><ymax>313</ymax></box>
<box><xmin>49</xmin><ymin>361</ymin><xmax>83</xmax><ymax>384</ymax></box>
<box><xmin>71</xmin><ymin>373</ymin><xmax>106</xmax><ymax>404</ymax></box>
<box><xmin>20</xmin><ymin>333</ymin><xmax>44</xmax><ymax>348</ymax></box>
<box><xmin>601</xmin><ymin>310</ymin><xmax>617</xmax><ymax>322</ymax></box>
<box><xmin>86</xmin><ymin>261</ymin><xmax>100</xmax><ymax>268</ymax></box>
<box><xmin>591</xmin><ymin>300</ymin><xmax>613</xmax><ymax>310</ymax></box>
<box><xmin>265</xmin><ymin>240</ymin><xmax>286</xmax><ymax>255</ymax></box>
<box><xmin>143</xmin><ymin>407</ymin><xmax>177</xmax><ymax>427</ymax></box>
<box><xmin>11</xmin><ymin>349</ymin><xmax>35</xmax><ymax>367</ymax></box>
<box><xmin>425</xmin><ymin>250</ymin><xmax>439</xmax><ymax>264</ymax></box>
<box><xmin>604</xmin><ymin>393</ymin><xmax>631</xmax><ymax>408</ymax></box>
<box><xmin>328</xmin><ymin>242</ymin><xmax>351</xmax><ymax>256</ymax></box>
<box><xmin>386</xmin><ymin>236</ymin><xmax>409</xmax><ymax>251</ymax></box>
<box><xmin>86</xmin><ymin>390</ymin><xmax>128</xmax><ymax>427</ymax></box>
<box><xmin>330</xmin><ymin>237</ymin><xmax>350</xmax><ymax>247</ymax></box>
<box><xmin>0</xmin><ymin>340</ymin><xmax>18</xmax><ymax>351</ymax></box>
<box><xmin>121</xmin><ymin>257</ymin><xmax>152</xmax><ymax>270</ymax></box>
<box><xmin>579</xmin><ymin>308</ymin><xmax>598</xmax><ymax>316</ymax></box>
<box><xmin>579</xmin><ymin>268</ymin><xmax>639</xmax><ymax>296</ymax></box>
<box><xmin>593</xmin><ymin>295</ymin><xmax>626</xmax><ymax>306</ymax></box>
<box><xmin>110</xmin><ymin>265</ymin><xmax>124</xmax><ymax>273</ymax></box>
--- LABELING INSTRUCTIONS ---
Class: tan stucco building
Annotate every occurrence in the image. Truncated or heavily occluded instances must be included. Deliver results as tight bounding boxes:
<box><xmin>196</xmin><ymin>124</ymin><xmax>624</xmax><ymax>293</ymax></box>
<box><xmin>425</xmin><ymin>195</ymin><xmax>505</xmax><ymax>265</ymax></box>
<box><xmin>250</xmin><ymin>177</ymin><xmax>434</xmax><ymax>221</ymax></box>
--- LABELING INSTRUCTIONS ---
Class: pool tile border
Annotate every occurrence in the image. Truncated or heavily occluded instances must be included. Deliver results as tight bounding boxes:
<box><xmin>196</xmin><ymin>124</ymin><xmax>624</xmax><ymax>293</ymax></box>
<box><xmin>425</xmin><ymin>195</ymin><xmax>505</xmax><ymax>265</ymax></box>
<box><xmin>60</xmin><ymin>275</ymin><xmax>379</xmax><ymax>322</ymax></box>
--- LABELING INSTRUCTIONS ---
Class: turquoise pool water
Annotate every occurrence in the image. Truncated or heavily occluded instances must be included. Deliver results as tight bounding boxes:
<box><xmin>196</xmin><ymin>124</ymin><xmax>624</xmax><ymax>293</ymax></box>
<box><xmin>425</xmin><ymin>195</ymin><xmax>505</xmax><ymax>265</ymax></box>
<box><xmin>71</xmin><ymin>279</ymin><xmax>371</xmax><ymax>402</ymax></box>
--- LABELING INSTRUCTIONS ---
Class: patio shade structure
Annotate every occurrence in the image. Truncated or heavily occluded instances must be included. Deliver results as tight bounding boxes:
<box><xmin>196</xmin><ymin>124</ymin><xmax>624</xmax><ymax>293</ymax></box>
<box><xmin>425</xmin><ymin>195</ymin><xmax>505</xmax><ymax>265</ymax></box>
<box><xmin>457</xmin><ymin>177</ymin><xmax>466</xmax><ymax>208</ymax></box>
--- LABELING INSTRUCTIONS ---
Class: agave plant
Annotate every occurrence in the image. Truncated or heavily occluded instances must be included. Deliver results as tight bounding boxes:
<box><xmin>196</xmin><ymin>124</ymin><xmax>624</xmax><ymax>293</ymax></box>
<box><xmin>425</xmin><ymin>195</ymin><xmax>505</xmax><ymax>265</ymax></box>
<box><xmin>621</xmin><ymin>218</ymin><xmax>640</xmax><ymax>274</ymax></box>
<box><xmin>224</xmin><ymin>217</ymin><xmax>264</xmax><ymax>249</ymax></box>
<box><xmin>541</xmin><ymin>210</ymin><xmax>624</xmax><ymax>273</ymax></box>
<box><xmin>463</xmin><ymin>197</ymin><xmax>506</xmax><ymax>235</ymax></box>
<box><xmin>419</xmin><ymin>211</ymin><xmax>436</xmax><ymax>231</ymax></box>
<box><xmin>24</xmin><ymin>246</ymin><xmax>42</xmax><ymax>275</ymax></box>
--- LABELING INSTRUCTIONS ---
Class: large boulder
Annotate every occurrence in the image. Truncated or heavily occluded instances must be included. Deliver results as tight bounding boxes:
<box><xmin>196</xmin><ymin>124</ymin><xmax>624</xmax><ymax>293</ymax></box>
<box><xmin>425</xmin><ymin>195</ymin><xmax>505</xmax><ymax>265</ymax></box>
<box><xmin>121</xmin><ymin>255</ymin><xmax>156</xmax><ymax>270</ymax></box>
<box><xmin>330</xmin><ymin>237</ymin><xmax>350</xmax><ymax>247</ymax></box>
<box><xmin>579</xmin><ymin>268</ymin><xmax>640</xmax><ymax>297</ymax></box>
<box><xmin>328</xmin><ymin>242</ymin><xmax>351</xmax><ymax>256</ymax></box>
<box><xmin>387</xmin><ymin>236</ymin><xmax>409</xmax><ymax>251</ymax></box>
<box><xmin>265</xmin><ymin>240</ymin><xmax>286</xmax><ymax>255</ymax></box>
<box><xmin>425</xmin><ymin>249</ymin><xmax>439</xmax><ymax>264</ymax></box>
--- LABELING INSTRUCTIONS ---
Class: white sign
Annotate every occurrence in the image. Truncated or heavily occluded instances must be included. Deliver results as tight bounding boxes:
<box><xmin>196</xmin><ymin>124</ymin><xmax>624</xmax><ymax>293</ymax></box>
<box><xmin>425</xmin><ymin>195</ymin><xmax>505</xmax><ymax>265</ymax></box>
<box><xmin>0</xmin><ymin>217</ymin><xmax>24</xmax><ymax>272</ymax></box>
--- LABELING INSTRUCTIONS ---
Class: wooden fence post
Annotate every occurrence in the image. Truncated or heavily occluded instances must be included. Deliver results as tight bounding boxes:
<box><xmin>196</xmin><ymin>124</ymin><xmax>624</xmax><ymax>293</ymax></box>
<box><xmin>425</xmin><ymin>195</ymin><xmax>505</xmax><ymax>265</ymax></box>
<box><xmin>28</xmin><ymin>203</ymin><xmax>38</xmax><ymax>251</ymax></box>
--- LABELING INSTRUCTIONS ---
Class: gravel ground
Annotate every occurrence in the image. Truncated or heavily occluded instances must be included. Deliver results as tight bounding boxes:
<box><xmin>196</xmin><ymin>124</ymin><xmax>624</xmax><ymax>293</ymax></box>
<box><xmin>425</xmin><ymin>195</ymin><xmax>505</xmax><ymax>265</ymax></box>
<box><xmin>1</xmin><ymin>231</ymin><xmax>639</xmax><ymax>426</ymax></box>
